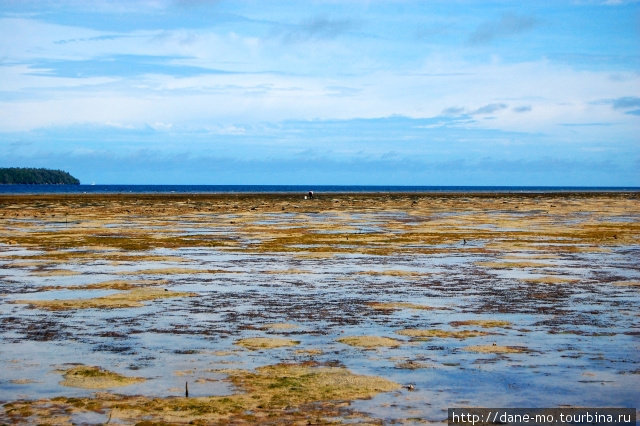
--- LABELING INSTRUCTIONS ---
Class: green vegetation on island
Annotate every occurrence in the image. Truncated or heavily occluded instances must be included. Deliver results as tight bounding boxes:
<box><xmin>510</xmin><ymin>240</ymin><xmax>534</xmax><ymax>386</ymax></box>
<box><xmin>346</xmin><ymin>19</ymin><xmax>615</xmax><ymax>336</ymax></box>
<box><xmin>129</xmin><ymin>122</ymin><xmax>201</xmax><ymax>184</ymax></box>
<box><xmin>0</xmin><ymin>168</ymin><xmax>80</xmax><ymax>185</ymax></box>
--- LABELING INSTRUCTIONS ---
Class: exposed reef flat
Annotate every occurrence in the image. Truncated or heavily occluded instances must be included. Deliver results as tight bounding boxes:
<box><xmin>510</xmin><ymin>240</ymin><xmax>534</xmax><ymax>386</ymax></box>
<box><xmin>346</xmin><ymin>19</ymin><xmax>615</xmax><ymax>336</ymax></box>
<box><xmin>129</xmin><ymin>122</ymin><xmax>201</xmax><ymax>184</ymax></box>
<box><xmin>0</xmin><ymin>192</ymin><xmax>638</xmax><ymax>423</ymax></box>
<box><xmin>59</xmin><ymin>365</ymin><xmax>145</xmax><ymax>389</ymax></box>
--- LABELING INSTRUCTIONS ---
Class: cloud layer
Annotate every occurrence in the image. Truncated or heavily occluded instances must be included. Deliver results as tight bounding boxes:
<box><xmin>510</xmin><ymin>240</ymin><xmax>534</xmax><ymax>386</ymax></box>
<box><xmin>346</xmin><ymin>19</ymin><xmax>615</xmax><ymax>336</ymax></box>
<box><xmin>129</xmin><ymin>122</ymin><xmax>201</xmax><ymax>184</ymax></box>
<box><xmin>0</xmin><ymin>0</ymin><xmax>638</xmax><ymax>185</ymax></box>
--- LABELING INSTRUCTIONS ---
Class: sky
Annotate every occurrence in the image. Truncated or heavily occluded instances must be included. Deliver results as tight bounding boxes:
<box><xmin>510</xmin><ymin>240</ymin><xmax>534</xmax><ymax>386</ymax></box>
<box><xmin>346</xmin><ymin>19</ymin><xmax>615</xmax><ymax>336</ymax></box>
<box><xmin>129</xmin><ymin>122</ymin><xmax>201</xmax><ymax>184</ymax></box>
<box><xmin>0</xmin><ymin>0</ymin><xmax>639</xmax><ymax>185</ymax></box>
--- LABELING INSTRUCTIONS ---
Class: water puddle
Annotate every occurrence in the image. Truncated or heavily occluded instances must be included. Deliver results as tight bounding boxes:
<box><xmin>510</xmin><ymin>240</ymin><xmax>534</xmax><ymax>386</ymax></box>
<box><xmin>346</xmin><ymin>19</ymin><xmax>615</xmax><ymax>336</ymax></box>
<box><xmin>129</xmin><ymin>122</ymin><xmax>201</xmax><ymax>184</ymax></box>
<box><xmin>1</xmin><ymin>195</ymin><xmax>638</xmax><ymax>424</ymax></box>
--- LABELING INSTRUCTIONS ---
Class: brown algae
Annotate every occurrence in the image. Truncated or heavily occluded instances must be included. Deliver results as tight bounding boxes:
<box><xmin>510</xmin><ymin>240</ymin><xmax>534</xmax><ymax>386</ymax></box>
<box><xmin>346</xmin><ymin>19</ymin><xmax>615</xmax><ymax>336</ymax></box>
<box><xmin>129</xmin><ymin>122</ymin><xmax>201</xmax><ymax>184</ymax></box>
<box><xmin>15</xmin><ymin>288</ymin><xmax>195</xmax><ymax>310</ymax></box>
<box><xmin>1</xmin><ymin>193</ymin><xmax>639</xmax><ymax>423</ymax></box>
<box><xmin>60</xmin><ymin>365</ymin><xmax>145</xmax><ymax>389</ymax></box>
<box><xmin>4</xmin><ymin>363</ymin><xmax>400</xmax><ymax>424</ymax></box>
<box><xmin>396</xmin><ymin>329</ymin><xmax>489</xmax><ymax>339</ymax></box>
<box><xmin>449</xmin><ymin>320</ymin><xmax>511</xmax><ymax>328</ymax></box>
<box><xmin>476</xmin><ymin>261</ymin><xmax>554</xmax><ymax>269</ymax></box>
<box><xmin>235</xmin><ymin>337</ymin><xmax>300</xmax><ymax>350</ymax></box>
<box><xmin>80</xmin><ymin>279</ymin><xmax>169</xmax><ymax>290</ymax></box>
<box><xmin>295</xmin><ymin>348</ymin><xmax>323</xmax><ymax>355</ymax></box>
<box><xmin>337</xmin><ymin>335</ymin><xmax>402</xmax><ymax>348</ymax></box>
<box><xmin>394</xmin><ymin>360</ymin><xmax>434</xmax><ymax>370</ymax></box>
<box><xmin>463</xmin><ymin>345</ymin><xmax>528</xmax><ymax>354</ymax></box>
<box><xmin>9</xmin><ymin>379</ymin><xmax>37</xmax><ymax>385</ymax></box>
<box><xmin>259</xmin><ymin>322</ymin><xmax>299</xmax><ymax>331</ymax></box>
<box><xmin>612</xmin><ymin>281</ymin><xmax>640</xmax><ymax>287</ymax></box>
<box><xmin>118</xmin><ymin>267</ymin><xmax>213</xmax><ymax>275</ymax></box>
<box><xmin>30</xmin><ymin>269</ymin><xmax>80</xmax><ymax>276</ymax></box>
<box><xmin>228</xmin><ymin>362</ymin><xmax>401</xmax><ymax>407</ymax></box>
<box><xmin>359</xmin><ymin>269</ymin><xmax>423</xmax><ymax>277</ymax></box>
<box><xmin>522</xmin><ymin>276</ymin><xmax>580</xmax><ymax>284</ymax></box>
<box><xmin>367</xmin><ymin>302</ymin><xmax>436</xmax><ymax>311</ymax></box>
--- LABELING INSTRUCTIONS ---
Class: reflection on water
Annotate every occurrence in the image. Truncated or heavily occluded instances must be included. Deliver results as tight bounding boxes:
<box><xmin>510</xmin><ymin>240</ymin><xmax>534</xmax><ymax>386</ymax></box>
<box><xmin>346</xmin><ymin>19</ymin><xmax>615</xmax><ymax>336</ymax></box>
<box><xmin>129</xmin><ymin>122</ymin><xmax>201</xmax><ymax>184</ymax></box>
<box><xmin>0</xmin><ymin>198</ymin><xmax>638</xmax><ymax>424</ymax></box>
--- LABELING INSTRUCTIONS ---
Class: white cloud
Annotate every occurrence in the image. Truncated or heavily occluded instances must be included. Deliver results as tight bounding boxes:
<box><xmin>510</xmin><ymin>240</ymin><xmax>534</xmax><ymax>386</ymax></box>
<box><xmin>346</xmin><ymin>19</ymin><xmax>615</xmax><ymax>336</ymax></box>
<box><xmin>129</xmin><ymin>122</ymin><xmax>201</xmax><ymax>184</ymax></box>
<box><xmin>1</xmin><ymin>54</ymin><xmax>639</xmax><ymax>136</ymax></box>
<box><xmin>601</xmin><ymin>0</ymin><xmax>640</xmax><ymax>5</ymax></box>
<box><xmin>0</xmin><ymin>13</ymin><xmax>638</xmax><ymax>145</ymax></box>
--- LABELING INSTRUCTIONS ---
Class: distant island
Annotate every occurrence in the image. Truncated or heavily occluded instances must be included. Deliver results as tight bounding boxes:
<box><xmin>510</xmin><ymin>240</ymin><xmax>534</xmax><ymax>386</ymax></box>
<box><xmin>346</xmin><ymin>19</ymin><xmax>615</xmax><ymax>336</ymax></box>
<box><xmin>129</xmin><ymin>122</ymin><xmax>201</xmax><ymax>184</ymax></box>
<box><xmin>0</xmin><ymin>168</ymin><xmax>80</xmax><ymax>185</ymax></box>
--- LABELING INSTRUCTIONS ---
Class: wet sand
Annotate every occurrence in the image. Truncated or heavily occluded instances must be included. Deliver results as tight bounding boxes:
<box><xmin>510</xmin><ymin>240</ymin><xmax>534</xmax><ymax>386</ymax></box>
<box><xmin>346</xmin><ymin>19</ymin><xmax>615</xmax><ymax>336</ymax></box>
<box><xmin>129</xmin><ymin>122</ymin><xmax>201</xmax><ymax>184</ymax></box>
<box><xmin>0</xmin><ymin>192</ymin><xmax>638</xmax><ymax>424</ymax></box>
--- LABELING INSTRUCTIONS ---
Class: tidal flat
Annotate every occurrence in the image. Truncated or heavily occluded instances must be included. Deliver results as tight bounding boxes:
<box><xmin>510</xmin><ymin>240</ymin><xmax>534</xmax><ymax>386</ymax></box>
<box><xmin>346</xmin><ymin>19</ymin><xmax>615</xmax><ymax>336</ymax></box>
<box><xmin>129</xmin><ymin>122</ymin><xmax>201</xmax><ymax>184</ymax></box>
<box><xmin>0</xmin><ymin>192</ymin><xmax>638</xmax><ymax>424</ymax></box>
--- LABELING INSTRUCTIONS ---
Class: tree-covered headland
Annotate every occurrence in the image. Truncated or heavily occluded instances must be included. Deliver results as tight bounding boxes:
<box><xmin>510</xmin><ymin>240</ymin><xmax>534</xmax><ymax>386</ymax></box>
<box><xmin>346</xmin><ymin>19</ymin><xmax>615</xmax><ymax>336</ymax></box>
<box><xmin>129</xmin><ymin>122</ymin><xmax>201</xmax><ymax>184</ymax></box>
<box><xmin>0</xmin><ymin>168</ymin><xmax>80</xmax><ymax>184</ymax></box>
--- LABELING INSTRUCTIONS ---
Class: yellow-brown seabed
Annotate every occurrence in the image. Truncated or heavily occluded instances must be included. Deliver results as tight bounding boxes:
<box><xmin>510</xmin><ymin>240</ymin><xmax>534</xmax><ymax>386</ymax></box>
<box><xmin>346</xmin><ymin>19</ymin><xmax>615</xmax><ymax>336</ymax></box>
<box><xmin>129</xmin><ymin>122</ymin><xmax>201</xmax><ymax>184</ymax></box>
<box><xmin>0</xmin><ymin>192</ymin><xmax>638</xmax><ymax>424</ymax></box>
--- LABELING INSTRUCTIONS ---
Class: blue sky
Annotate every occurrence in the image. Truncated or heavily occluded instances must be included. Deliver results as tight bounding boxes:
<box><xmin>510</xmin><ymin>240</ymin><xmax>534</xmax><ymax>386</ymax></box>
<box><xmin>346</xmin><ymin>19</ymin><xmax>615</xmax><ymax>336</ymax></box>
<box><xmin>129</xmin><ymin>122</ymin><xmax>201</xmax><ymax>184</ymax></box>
<box><xmin>1</xmin><ymin>0</ymin><xmax>638</xmax><ymax>185</ymax></box>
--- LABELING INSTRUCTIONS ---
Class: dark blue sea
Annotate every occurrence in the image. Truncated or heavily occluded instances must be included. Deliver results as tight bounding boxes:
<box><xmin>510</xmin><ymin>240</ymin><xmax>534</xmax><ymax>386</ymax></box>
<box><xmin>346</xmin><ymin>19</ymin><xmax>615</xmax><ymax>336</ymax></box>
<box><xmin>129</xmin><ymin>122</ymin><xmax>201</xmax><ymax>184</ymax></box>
<box><xmin>0</xmin><ymin>185</ymin><xmax>638</xmax><ymax>194</ymax></box>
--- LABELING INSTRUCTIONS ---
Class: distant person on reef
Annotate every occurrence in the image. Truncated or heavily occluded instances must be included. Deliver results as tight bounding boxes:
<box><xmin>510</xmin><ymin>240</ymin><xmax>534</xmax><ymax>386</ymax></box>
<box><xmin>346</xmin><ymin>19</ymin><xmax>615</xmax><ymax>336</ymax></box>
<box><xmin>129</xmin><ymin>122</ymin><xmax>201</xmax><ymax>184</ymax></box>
<box><xmin>308</xmin><ymin>190</ymin><xmax>314</xmax><ymax>199</ymax></box>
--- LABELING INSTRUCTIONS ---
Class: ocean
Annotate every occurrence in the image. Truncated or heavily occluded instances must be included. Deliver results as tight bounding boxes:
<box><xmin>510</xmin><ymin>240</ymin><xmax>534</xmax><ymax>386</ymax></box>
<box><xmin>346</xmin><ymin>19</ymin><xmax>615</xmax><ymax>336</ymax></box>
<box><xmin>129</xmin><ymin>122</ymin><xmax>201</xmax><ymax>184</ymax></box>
<box><xmin>0</xmin><ymin>184</ymin><xmax>638</xmax><ymax>194</ymax></box>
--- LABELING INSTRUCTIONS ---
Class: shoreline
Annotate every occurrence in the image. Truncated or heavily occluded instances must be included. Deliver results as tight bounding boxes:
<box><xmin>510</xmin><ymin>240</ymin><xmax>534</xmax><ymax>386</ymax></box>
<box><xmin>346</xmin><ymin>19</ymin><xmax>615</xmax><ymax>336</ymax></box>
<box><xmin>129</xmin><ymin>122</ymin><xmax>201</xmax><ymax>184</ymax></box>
<box><xmin>1</xmin><ymin>184</ymin><xmax>638</xmax><ymax>197</ymax></box>
<box><xmin>1</xmin><ymin>190</ymin><xmax>638</xmax><ymax>199</ymax></box>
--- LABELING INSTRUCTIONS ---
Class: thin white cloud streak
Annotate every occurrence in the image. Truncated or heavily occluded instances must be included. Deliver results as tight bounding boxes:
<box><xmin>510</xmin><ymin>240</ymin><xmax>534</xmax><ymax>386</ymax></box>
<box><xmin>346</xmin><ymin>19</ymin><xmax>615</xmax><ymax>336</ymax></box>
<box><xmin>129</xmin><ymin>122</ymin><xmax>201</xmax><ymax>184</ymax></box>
<box><xmin>0</xmin><ymin>18</ymin><xmax>236</xmax><ymax>65</ymax></box>
<box><xmin>0</xmin><ymin>17</ymin><xmax>376</xmax><ymax>75</ymax></box>
<box><xmin>0</xmin><ymin>64</ymin><xmax>116</xmax><ymax>91</ymax></box>
<box><xmin>0</xmin><ymin>18</ymin><xmax>109</xmax><ymax>61</ymax></box>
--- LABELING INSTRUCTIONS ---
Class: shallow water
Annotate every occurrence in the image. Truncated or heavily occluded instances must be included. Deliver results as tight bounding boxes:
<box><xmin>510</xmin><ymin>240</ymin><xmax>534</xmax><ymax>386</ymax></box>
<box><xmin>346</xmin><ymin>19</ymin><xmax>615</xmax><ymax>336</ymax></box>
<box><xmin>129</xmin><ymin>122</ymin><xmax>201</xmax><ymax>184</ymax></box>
<box><xmin>0</xmin><ymin>193</ymin><xmax>638</xmax><ymax>424</ymax></box>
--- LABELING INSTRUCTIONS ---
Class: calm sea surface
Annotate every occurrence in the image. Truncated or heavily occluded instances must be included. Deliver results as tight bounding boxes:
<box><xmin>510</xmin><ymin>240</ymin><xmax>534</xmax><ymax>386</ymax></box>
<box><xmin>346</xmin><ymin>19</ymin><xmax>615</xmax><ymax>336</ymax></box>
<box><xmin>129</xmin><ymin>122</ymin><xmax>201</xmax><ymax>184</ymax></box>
<box><xmin>0</xmin><ymin>185</ymin><xmax>638</xmax><ymax>194</ymax></box>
